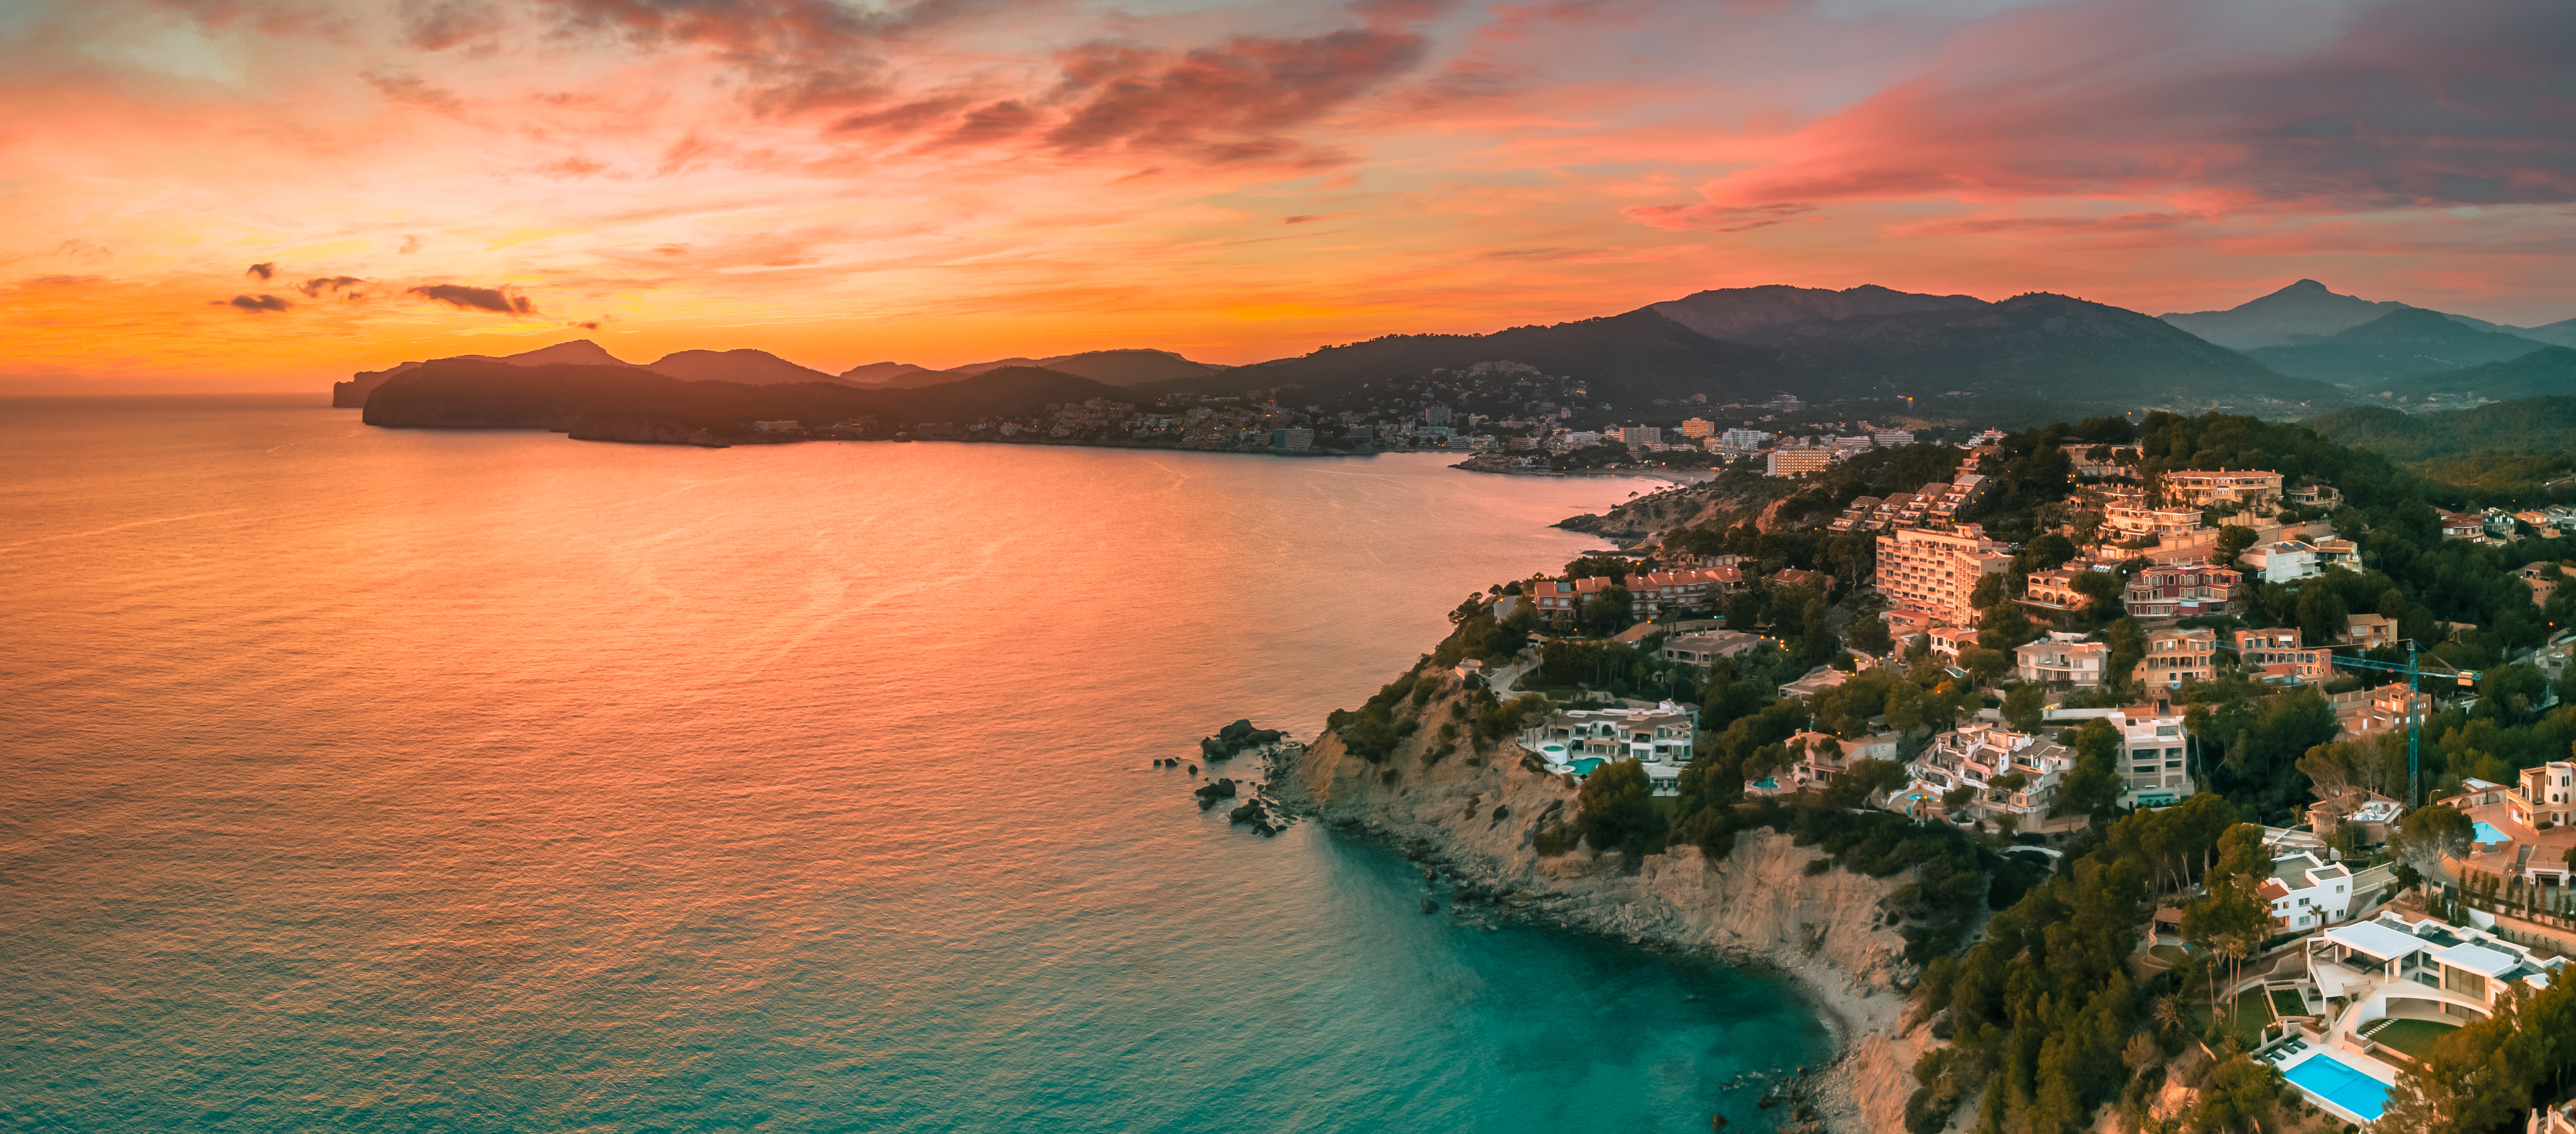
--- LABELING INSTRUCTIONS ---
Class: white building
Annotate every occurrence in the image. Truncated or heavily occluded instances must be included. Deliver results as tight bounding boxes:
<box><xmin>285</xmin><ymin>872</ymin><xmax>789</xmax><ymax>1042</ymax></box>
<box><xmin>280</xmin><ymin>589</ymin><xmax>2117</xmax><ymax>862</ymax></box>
<box><xmin>2258</xmin><ymin>850</ymin><xmax>2357</xmax><ymax>931</ymax></box>
<box><xmin>2240</xmin><ymin>539</ymin><xmax>2324</xmax><ymax>584</ymax></box>
<box><xmin>1901</xmin><ymin>723</ymin><xmax>2075</xmax><ymax>824</ymax></box>
<box><xmin>2044</xmin><ymin>707</ymin><xmax>2194</xmax><ymax>807</ymax></box>
<box><xmin>1715</xmin><ymin>428</ymin><xmax>1771</xmax><ymax>454</ymax></box>
<box><xmin>1518</xmin><ymin>702</ymin><xmax>1698</xmax><ymax>796</ymax></box>
<box><xmin>1766</xmin><ymin>448</ymin><xmax>1833</xmax><ymax>477</ymax></box>
<box><xmin>2014</xmin><ymin>636</ymin><xmax>2109</xmax><ymax>687</ymax></box>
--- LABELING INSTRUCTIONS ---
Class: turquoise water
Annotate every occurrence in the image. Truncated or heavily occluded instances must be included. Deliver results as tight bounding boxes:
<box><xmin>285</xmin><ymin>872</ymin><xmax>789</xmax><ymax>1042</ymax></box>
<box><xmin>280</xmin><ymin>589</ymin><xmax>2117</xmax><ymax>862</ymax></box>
<box><xmin>2284</xmin><ymin>1052</ymin><xmax>2392</xmax><ymax>1120</ymax></box>
<box><xmin>2474</xmin><ymin>821</ymin><xmax>2507</xmax><ymax>843</ymax></box>
<box><xmin>0</xmin><ymin>396</ymin><xmax>1829</xmax><ymax>1133</ymax></box>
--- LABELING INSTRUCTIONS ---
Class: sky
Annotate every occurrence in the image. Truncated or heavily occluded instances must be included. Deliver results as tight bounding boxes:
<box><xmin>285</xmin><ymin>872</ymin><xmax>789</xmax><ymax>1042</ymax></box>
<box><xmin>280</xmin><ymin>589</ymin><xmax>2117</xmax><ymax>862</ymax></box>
<box><xmin>3</xmin><ymin>0</ymin><xmax>2572</xmax><ymax>390</ymax></box>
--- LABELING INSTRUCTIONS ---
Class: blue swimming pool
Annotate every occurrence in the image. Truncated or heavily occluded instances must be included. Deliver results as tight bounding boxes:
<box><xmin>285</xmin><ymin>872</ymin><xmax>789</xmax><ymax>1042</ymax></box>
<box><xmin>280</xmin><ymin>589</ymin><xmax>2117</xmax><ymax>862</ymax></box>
<box><xmin>2474</xmin><ymin>820</ymin><xmax>2508</xmax><ymax>844</ymax></box>
<box><xmin>2285</xmin><ymin>1053</ymin><xmax>2391</xmax><ymax>1121</ymax></box>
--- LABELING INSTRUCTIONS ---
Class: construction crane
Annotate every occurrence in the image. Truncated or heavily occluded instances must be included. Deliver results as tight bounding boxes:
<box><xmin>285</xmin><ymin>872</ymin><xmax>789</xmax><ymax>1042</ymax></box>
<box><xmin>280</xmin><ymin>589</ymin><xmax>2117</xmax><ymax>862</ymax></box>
<box><xmin>2323</xmin><ymin>640</ymin><xmax>2480</xmax><ymax>809</ymax></box>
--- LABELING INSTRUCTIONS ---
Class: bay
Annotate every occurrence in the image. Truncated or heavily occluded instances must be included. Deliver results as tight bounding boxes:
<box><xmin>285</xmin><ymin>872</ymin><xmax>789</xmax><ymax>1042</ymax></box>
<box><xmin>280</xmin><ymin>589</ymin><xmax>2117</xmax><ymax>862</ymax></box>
<box><xmin>0</xmin><ymin>395</ymin><xmax>1829</xmax><ymax>1133</ymax></box>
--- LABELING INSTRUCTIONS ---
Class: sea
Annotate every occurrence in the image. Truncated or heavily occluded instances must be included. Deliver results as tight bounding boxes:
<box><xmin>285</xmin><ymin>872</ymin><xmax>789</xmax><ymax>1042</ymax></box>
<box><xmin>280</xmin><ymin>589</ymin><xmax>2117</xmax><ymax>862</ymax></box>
<box><xmin>1</xmin><ymin>395</ymin><xmax>1829</xmax><ymax>1133</ymax></box>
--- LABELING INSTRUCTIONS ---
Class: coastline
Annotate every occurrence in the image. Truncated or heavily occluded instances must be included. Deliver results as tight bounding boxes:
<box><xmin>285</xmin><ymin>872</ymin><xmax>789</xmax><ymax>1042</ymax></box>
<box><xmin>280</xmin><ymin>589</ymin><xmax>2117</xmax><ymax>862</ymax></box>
<box><xmin>1266</xmin><ymin>697</ymin><xmax>1933</xmax><ymax>1134</ymax></box>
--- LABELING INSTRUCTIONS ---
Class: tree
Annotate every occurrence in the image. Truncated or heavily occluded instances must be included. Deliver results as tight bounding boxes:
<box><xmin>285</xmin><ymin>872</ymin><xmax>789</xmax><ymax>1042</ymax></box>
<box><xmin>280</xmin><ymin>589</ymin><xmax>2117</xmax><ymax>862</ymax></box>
<box><xmin>2023</xmin><ymin>532</ymin><xmax>2078</xmax><ymax>571</ymax></box>
<box><xmin>1971</xmin><ymin>572</ymin><xmax>2004</xmax><ymax>610</ymax></box>
<box><xmin>2213</xmin><ymin>524</ymin><xmax>2258</xmax><ymax>569</ymax></box>
<box><xmin>1574</xmin><ymin>758</ymin><xmax>1657</xmax><ymax>853</ymax></box>
<box><xmin>2057</xmin><ymin>718</ymin><xmax>2126</xmax><ymax>822</ymax></box>
<box><xmin>2003</xmin><ymin>683</ymin><xmax>2046</xmax><ymax>734</ymax></box>
<box><xmin>2396</xmin><ymin>804</ymin><xmax>2475</xmax><ymax>880</ymax></box>
<box><xmin>1580</xmin><ymin>585</ymin><xmax>1632</xmax><ymax>637</ymax></box>
<box><xmin>1959</xmin><ymin>646</ymin><xmax>2012</xmax><ymax>689</ymax></box>
<box><xmin>1849</xmin><ymin>612</ymin><xmax>1894</xmax><ymax>656</ymax></box>
<box><xmin>1976</xmin><ymin>601</ymin><xmax>2035</xmax><ymax>653</ymax></box>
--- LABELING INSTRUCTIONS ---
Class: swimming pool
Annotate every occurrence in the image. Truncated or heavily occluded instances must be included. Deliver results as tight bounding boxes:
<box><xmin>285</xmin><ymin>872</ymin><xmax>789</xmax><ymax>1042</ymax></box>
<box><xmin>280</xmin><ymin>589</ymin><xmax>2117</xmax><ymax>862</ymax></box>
<box><xmin>2284</xmin><ymin>1052</ymin><xmax>2392</xmax><ymax>1122</ymax></box>
<box><xmin>2473</xmin><ymin>820</ymin><xmax>2508</xmax><ymax>844</ymax></box>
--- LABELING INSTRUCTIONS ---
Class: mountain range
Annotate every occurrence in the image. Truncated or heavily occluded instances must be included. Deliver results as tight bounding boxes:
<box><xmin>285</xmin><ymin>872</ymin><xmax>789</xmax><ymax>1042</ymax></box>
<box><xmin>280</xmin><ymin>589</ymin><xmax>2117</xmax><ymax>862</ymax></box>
<box><xmin>333</xmin><ymin>343</ymin><xmax>1220</xmax><ymax>407</ymax></box>
<box><xmin>2161</xmin><ymin>278</ymin><xmax>2576</xmax><ymax>353</ymax></box>
<box><xmin>337</xmin><ymin>279</ymin><xmax>2571</xmax><ymax>426</ymax></box>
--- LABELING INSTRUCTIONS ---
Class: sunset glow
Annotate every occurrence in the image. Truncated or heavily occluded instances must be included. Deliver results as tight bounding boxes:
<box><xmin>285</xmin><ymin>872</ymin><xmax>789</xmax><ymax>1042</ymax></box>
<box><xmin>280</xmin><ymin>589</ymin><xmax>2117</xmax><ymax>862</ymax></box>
<box><xmin>6</xmin><ymin>0</ymin><xmax>2571</xmax><ymax>389</ymax></box>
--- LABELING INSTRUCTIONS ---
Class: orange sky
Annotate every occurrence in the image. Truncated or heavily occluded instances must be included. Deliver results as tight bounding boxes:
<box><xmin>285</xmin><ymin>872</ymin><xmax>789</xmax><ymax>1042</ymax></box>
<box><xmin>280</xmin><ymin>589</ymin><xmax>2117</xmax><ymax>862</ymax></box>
<box><xmin>4</xmin><ymin>0</ymin><xmax>2572</xmax><ymax>391</ymax></box>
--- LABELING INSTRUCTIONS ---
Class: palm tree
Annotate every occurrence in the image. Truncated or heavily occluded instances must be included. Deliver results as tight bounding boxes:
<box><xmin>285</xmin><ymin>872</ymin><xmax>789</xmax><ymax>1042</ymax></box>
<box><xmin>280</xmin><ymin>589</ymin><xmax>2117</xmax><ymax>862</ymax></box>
<box><xmin>2153</xmin><ymin>994</ymin><xmax>2184</xmax><ymax>1037</ymax></box>
<box><xmin>2218</xmin><ymin>931</ymin><xmax>2262</xmax><ymax>1037</ymax></box>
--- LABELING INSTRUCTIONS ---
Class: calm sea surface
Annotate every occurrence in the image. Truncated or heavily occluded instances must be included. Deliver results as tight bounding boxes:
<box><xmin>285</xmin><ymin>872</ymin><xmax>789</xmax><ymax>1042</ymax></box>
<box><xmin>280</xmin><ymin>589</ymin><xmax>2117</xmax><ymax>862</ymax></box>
<box><xmin>1</xmin><ymin>396</ymin><xmax>1827</xmax><ymax>1133</ymax></box>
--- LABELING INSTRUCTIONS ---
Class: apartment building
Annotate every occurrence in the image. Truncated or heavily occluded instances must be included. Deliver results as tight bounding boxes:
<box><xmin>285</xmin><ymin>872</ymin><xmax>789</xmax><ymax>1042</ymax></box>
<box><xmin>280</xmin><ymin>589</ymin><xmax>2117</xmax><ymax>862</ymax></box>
<box><xmin>1626</xmin><ymin>568</ymin><xmax>1736</xmax><ymax>616</ymax></box>
<box><xmin>2050</xmin><ymin>707</ymin><xmax>2195</xmax><ymax>807</ymax></box>
<box><xmin>2164</xmin><ymin>468</ymin><xmax>2284</xmax><ymax>509</ymax></box>
<box><xmin>1716</xmin><ymin>428</ymin><xmax>1771</xmax><ymax>454</ymax></box>
<box><xmin>1678</xmin><ymin>418</ymin><xmax>1715</xmax><ymax>439</ymax></box>
<box><xmin>2135</xmin><ymin>627</ymin><xmax>2218</xmax><ymax>691</ymax></box>
<box><xmin>2233</xmin><ymin>628</ymin><xmax>2336</xmax><ymax>685</ymax></box>
<box><xmin>1875</xmin><ymin>527</ymin><xmax>2011</xmax><ymax>627</ymax></box>
<box><xmin>2013</xmin><ymin>638</ymin><xmax>2109</xmax><ymax>687</ymax></box>
<box><xmin>2124</xmin><ymin>561</ymin><xmax>2245</xmax><ymax>619</ymax></box>
<box><xmin>1765</xmin><ymin>447</ymin><xmax>1834</xmax><ymax>477</ymax></box>
<box><xmin>2019</xmin><ymin>566</ymin><xmax>2096</xmax><ymax>617</ymax></box>
<box><xmin>2240</xmin><ymin>539</ymin><xmax>2325</xmax><ymax>584</ymax></box>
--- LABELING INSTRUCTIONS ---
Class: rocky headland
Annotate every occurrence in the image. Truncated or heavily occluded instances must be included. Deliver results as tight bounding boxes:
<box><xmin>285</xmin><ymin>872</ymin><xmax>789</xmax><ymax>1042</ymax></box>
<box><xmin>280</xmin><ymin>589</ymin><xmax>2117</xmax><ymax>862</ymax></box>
<box><xmin>1266</xmin><ymin>671</ymin><xmax>1937</xmax><ymax>1134</ymax></box>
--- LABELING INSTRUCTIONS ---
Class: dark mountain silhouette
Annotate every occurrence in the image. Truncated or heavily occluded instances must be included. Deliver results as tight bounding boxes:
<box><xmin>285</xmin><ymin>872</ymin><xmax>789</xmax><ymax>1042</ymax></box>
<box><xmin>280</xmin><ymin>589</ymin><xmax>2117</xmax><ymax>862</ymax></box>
<box><xmin>839</xmin><ymin>361</ymin><xmax>950</xmax><ymax>387</ymax></box>
<box><xmin>1142</xmin><ymin>291</ymin><xmax>2344</xmax><ymax>413</ymax></box>
<box><xmin>2375</xmin><ymin>346</ymin><xmax>2576</xmax><ymax>404</ymax></box>
<box><xmin>2244</xmin><ymin>308</ymin><xmax>2553</xmax><ymax>383</ymax></box>
<box><xmin>948</xmin><ymin>348</ymin><xmax>1221</xmax><ymax>386</ymax></box>
<box><xmin>332</xmin><ymin>338</ymin><xmax>640</xmax><ymax>407</ymax></box>
<box><xmin>1650</xmin><ymin>284</ymin><xmax>1985</xmax><ymax>345</ymax></box>
<box><xmin>1146</xmin><ymin>308</ymin><xmax>1800</xmax><ymax>405</ymax></box>
<box><xmin>2161</xmin><ymin>280</ymin><xmax>2412</xmax><ymax>350</ymax></box>
<box><xmin>645</xmin><ymin>348</ymin><xmax>849</xmax><ymax>386</ymax></box>
<box><xmin>360</xmin><ymin>360</ymin><xmax>1130</xmax><ymax>433</ymax></box>
<box><xmin>2515</xmin><ymin>316</ymin><xmax>2576</xmax><ymax>350</ymax></box>
<box><xmin>2161</xmin><ymin>279</ymin><xmax>2566</xmax><ymax>352</ymax></box>
<box><xmin>1756</xmin><ymin>292</ymin><xmax>2348</xmax><ymax>411</ymax></box>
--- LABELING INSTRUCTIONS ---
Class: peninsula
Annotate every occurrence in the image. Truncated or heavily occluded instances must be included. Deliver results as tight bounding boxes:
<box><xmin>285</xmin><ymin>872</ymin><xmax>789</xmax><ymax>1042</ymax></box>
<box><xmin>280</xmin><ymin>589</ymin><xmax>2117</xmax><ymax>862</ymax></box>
<box><xmin>1274</xmin><ymin>405</ymin><xmax>2576</xmax><ymax>1133</ymax></box>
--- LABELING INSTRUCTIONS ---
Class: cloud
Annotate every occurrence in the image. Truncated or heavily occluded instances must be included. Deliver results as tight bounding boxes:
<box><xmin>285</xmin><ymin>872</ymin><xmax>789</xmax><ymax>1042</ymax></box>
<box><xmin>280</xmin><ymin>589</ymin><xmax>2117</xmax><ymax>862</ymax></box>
<box><xmin>407</xmin><ymin>284</ymin><xmax>536</xmax><ymax>314</ymax></box>
<box><xmin>536</xmin><ymin>156</ymin><xmax>610</xmax><ymax>178</ymax></box>
<box><xmin>569</xmin><ymin>320</ymin><xmax>600</xmax><ymax>329</ymax></box>
<box><xmin>1621</xmin><ymin>202</ymin><xmax>1817</xmax><ymax>233</ymax></box>
<box><xmin>51</xmin><ymin>240</ymin><xmax>111</xmax><ymax>263</ymax></box>
<box><xmin>366</xmin><ymin>73</ymin><xmax>467</xmax><ymax>115</ymax></box>
<box><xmin>223</xmin><ymin>294</ymin><xmax>293</xmax><ymax>312</ymax></box>
<box><xmin>246</xmin><ymin>262</ymin><xmax>276</xmax><ymax>279</ymax></box>
<box><xmin>400</xmin><ymin>0</ymin><xmax>504</xmax><ymax>50</ymax></box>
<box><xmin>1040</xmin><ymin>27</ymin><xmax>1430</xmax><ymax>164</ymax></box>
<box><xmin>294</xmin><ymin>275</ymin><xmax>367</xmax><ymax>297</ymax></box>
<box><xmin>1654</xmin><ymin>0</ymin><xmax>2576</xmax><ymax>222</ymax></box>
<box><xmin>399</xmin><ymin>235</ymin><xmax>424</xmax><ymax>254</ymax></box>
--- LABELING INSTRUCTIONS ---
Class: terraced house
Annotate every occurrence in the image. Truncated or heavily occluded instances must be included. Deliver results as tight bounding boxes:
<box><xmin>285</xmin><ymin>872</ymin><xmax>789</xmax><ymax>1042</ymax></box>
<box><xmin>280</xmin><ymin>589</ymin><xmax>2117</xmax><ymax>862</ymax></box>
<box><xmin>2124</xmin><ymin>560</ymin><xmax>2245</xmax><ymax>619</ymax></box>
<box><xmin>2164</xmin><ymin>468</ymin><xmax>2283</xmax><ymax>510</ymax></box>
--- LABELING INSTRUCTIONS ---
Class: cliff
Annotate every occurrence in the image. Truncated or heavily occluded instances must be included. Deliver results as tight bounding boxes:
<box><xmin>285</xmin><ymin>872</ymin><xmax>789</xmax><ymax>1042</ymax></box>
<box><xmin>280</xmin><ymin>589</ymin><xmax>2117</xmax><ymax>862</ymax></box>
<box><xmin>1269</xmin><ymin>673</ymin><xmax>1937</xmax><ymax>1134</ymax></box>
<box><xmin>333</xmin><ymin>361</ymin><xmax>418</xmax><ymax>407</ymax></box>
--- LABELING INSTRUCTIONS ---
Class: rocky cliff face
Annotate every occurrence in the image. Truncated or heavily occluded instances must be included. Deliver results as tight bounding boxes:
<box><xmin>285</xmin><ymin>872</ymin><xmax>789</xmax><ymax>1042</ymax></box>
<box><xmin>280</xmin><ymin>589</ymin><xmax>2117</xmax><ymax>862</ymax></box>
<box><xmin>1269</xmin><ymin>673</ymin><xmax>1937</xmax><ymax>1134</ymax></box>
<box><xmin>332</xmin><ymin>361</ymin><xmax>419</xmax><ymax>408</ymax></box>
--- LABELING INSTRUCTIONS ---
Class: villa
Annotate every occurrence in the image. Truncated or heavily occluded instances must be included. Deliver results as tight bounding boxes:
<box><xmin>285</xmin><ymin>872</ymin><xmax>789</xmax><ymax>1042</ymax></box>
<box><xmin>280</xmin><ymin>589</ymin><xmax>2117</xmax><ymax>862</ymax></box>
<box><xmin>1656</xmin><ymin>630</ymin><xmax>1762</xmax><ymax>668</ymax></box>
<box><xmin>2013</xmin><ymin>636</ymin><xmax>2108</xmax><ymax>688</ymax></box>
<box><xmin>2447</xmin><ymin>761</ymin><xmax>2576</xmax><ymax>889</ymax></box>
<box><xmin>2258</xmin><ymin>851</ymin><xmax>2357</xmax><ymax>931</ymax></box>
<box><xmin>2249</xmin><ymin>910</ymin><xmax>2571</xmax><ymax>1125</ymax></box>
<box><xmin>1777</xmin><ymin>729</ymin><xmax>1902</xmax><ymax>795</ymax></box>
<box><xmin>1898</xmin><ymin>723</ymin><xmax>2075</xmax><ymax>825</ymax></box>
<box><xmin>1517</xmin><ymin>702</ymin><xmax>1698</xmax><ymax>796</ymax></box>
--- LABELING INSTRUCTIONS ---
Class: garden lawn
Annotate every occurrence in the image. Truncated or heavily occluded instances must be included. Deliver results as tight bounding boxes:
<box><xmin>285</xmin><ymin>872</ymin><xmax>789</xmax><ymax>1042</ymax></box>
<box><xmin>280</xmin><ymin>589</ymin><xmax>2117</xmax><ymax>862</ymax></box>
<box><xmin>2369</xmin><ymin>1018</ymin><xmax>2459</xmax><ymax>1060</ymax></box>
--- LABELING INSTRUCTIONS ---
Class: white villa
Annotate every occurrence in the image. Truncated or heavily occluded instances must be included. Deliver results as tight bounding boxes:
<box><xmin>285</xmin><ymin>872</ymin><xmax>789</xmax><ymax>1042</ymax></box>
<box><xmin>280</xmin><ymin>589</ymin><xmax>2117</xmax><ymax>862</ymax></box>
<box><xmin>2244</xmin><ymin>910</ymin><xmax>2570</xmax><ymax>1125</ymax></box>
<box><xmin>2257</xmin><ymin>851</ymin><xmax>2356</xmax><ymax>931</ymax></box>
<box><xmin>1518</xmin><ymin>702</ymin><xmax>1698</xmax><ymax>796</ymax></box>
<box><xmin>1897</xmin><ymin>723</ymin><xmax>2074</xmax><ymax>824</ymax></box>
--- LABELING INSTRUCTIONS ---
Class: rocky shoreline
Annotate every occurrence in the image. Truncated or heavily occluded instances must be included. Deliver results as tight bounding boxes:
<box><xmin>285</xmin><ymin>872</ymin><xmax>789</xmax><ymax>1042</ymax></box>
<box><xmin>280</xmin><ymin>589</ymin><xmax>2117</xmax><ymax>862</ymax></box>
<box><xmin>1264</xmin><ymin>674</ymin><xmax>1936</xmax><ymax>1134</ymax></box>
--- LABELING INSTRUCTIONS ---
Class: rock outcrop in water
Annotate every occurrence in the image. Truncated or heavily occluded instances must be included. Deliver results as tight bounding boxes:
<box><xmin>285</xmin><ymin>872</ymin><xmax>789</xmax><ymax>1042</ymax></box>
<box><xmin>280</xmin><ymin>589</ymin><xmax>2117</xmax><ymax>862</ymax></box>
<box><xmin>1267</xmin><ymin>668</ymin><xmax>1935</xmax><ymax>1134</ymax></box>
<box><xmin>1199</xmin><ymin>719</ymin><xmax>1284</xmax><ymax>760</ymax></box>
